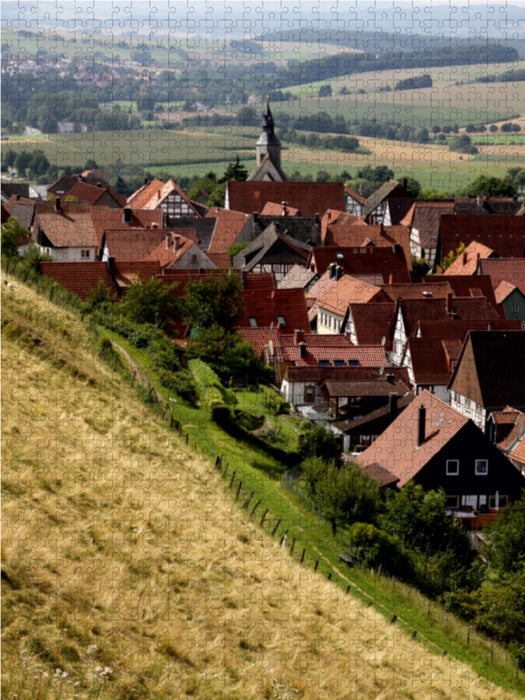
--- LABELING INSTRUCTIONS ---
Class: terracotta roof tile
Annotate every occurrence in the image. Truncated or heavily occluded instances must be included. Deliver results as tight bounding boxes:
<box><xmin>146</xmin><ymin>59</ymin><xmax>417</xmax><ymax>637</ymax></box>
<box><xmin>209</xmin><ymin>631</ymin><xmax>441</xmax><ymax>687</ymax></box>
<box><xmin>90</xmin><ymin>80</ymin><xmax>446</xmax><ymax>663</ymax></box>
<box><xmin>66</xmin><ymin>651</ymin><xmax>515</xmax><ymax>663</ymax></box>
<box><xmin>91</xmin><ymin>207</ymin><xmax>163</xmax><ymax>248</ymax></box>
<box><xmin>358</xmin><ymin>390</ymin><xmax>470</xmax><ymax>487</ymax></box>
<box><xmin>205</xmin><ymin>207</ymin><xmax>252</xmax><ymax>253</ymax></box>
<box><xmin>260</xmin><ymin>201</ymin><xmax>300</xmax><ymax>216</ymax></box>
<box><xmin>308</xmin><ymin>245</ymin><xmax>411</xmax><ymax>283</ymax></box>
<box><xmin>66</xmin><ymin>181</ymin><xmax>126</xmax><ymax>207</ymax></box>
<box><xmin>227</xmin><ymin>181</ymin><xmax>344</xmax><ymax>217</ymax></box>
<box><xmin>443</xmin><ymin>240</ymin><xmax>496</xmax><ymax>276</ymax></box>
<box><xmin>317</xmin><ymin>275</ymin><xmax>386</xmax><ymax>314</ymax></box>
<box><xmin>440</xmin><ymin>215</ymin><xmax>525</xmax><ymax>261</ymax></box>
<box><xmin>239</xmin><ymin>287</ymin><xmax>309</xmax><ymax>330</ymax></box>
<box><xmin>479</xmin><ymin>258</ymin><xmax>525</xmax><ymax>296</ymax></box>
<box><xmin>346</xmin><ymin>302</ymin><xmax>396</xmax><ymax>348</ymax></box>
<box><xmin>36</xmin><ymin>209</ymin><xmax>98</xmax><ymax>248</ymax></box>
<box><xmin>39</xmin><ymin>261</ymin><xmax>119</xmax><ymax>300</ymax></box>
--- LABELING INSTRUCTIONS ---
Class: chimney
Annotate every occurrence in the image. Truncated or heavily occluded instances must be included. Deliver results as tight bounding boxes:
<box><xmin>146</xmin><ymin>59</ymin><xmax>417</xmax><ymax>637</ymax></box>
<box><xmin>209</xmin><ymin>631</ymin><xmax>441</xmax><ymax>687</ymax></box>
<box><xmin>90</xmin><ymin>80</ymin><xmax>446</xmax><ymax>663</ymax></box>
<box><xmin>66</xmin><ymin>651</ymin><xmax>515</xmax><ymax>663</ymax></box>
<box><xmin>152</xmin><ymin>222</ymin><xmax>158</xmax><ymax>229</ymax></box>
<box><xmin>298</xmin><ymin>342</ymin><xmax>307</xmax><ymax>358</ymax></box>
<box><xmin>389</xmin><ymin>393</ymin><xmax>398</xmax><ymax>420</ymax></box>
<box><xmin>106</xmin><ymin>256</ymin><xmax>116</xmax><ymax>275</ymax></box>
<box><xmin>144</xmin><ymin>177</ymin><xmax>148</xmax><ymax>184</ymax></box>
<box><xmin>446</xmin><ymin>291</ymin><xmax>453</xmax><ymax>313</ymax></box>
<box><xmin>463</xmin><ymin>250</ymin><xmax>467</xmax><ymax>265</ymax></box>
<box><xmin>386</xmin><ymin>373</ymin><xmax>395</xmax><ymax>384</ymax></box>
<box><xmin>329</xmin><ymin>263</ymin><xmax>336</xmax><ymax>279</ymax></box>
<box><xmin>314</xmin><ymin>213</ymin><xmax>320</xmax><ymax>224</ymax></box>
<box><xmin>335</xmin><ymin>265</ymin><xmax>343</xmax><ymax>281</ymax></box>
<box><xmin>173</xmin><ymin>234</ymin><xmax>181</xmax><ymax>251</ymax></box>
<box><xmin>294</xmin><ymin>329</ymin><xmax>305</xmax><ymax>345</ymax></box>
<box><xmin>165</xmin><ymin>232</ymin><xmax>171</xmax><ymax>249</ymax></box>
<box><xmin>123</xmin><ymin>207</ymin><xmax>133</xmax><ymax>224</ymax></box>
<box><xmin>241</xmin><ymin>270</ymin><xmax>248</xmax><ymax>288</ymax></box>
<box><xmin>281</xmin><ymin>201</ymin><xmax>287</xmax><ymax>216</ymax></box>
<box><xmin>327</xmin><ymin>210</ymin><xmax>331</xmax><ymax>223</ymax></box>
<box><xmin>388</xmin><ymin>273</ymin><xmax>394</xmax><ymax>284</ymax></box>
<box><xmin>417</xmin><ymin>404</ymin><xmax>426</xmax><ymax>447</ymax></box>
<box><xmin>379</xmin><ymin>222</ymin><xmax>384</xmax><ymax>236</ymax></box>
<box><xmin>403</xmin><ymin>178</ymin><xmax>408</xmax><ymax>189</ymax></box>
<box><xmin>55</xmin><ymin>196</ymin><xmax>61</xmax><ymax>212</ymax></box>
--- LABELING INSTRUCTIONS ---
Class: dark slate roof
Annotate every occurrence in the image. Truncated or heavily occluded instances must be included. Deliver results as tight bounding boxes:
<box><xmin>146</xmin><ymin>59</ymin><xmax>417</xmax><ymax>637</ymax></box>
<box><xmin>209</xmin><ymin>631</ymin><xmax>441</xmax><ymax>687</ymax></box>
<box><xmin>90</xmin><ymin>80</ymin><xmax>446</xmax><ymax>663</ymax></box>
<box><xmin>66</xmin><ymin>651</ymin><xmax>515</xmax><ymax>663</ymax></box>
<box><xmin>1</xmin><ymin>182</ymin><xmax>30</xmax><ymax>199</ymax></box>
<box><xmin>449</xmin><ymin>330</ymin><xmax>525</xmax><ymax>410</ymax></box>
<box><xmin>335</xmin><ymin>393</ymin><xmax>414</xmax><ymax>433</ymax></box>
<box><xmin>454</xmin><ymin>198</ymin><xmax>521</xmax><ymax>216</ymax></box>
<box><xmin>387</xmin><ymin>198</ymin><xmax>416</xmax><ymax>225</ymax></box>
<box><xmin>233</xmin><ymin>222</ymin><xmax>311</xmax><ymax>271</ymax></box>
<box><xmin>256</xmin><ymin>215</ymin><xmax>321</xmax><ymax>245</ymax></box>
<box><xmin>47</xmin><ymin>173</ymin><xmax>110</xmax><ymax>196</ymax></box>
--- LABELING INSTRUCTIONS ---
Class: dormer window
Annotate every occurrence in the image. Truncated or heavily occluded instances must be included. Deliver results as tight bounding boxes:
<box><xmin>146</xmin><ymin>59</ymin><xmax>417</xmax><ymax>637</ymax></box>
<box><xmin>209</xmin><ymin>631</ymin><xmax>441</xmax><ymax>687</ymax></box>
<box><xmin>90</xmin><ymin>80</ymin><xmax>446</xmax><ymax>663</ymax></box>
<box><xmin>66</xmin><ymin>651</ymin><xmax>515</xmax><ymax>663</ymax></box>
<box><xmin>319</xmin><ymin>359</ymin><xmax>330</xmax><ymax>367</ymax></box>
<box><xmin>334</xmin><ymin>359</ymin><xmax>345</xmax><ymax>367</ymax></box>
<box><xmin>277</xmin><ymin>315</ymin><xmax>286</xmax><ymax>328</ymax></box>
<box><xmin>249</xmin><ymin>317</ymin><xmax>257</xmax><ymax>328</ymax></box>
<box><xmin>348</xmin><ymin>359</ymin><xmax>359</xmax><ymax>367</ymax></box>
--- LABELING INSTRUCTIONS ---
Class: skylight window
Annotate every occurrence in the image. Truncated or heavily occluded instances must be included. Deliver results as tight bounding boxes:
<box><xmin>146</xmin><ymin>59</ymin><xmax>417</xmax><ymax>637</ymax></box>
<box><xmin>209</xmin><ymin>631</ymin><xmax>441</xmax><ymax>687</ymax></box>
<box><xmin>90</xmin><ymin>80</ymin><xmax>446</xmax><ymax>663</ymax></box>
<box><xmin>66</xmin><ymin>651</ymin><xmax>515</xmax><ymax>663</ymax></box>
<box><xmin>277</xmin><ymin>315</ymin><xmax>286</xmax><ymax>328</ymax></box>
<box><xmin>249</xmin><ymin>317</ymin><xmax>258</xmax><ymax>328</ymax></box>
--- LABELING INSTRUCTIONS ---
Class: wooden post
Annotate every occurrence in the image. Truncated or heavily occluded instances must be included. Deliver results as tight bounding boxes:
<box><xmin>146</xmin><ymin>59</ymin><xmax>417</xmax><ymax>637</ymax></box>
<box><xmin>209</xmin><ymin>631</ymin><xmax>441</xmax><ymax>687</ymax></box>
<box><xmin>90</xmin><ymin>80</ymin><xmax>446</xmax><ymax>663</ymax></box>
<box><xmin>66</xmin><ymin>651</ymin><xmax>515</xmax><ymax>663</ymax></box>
<box><xmin>327</xmin><ymin>572</ymin><xmax>332</xmax><ymax>581</ymax></box>
<box><xmin>260</xmin><ymin>509</ymin><xmax>268</xmax><ymax>526</ymax></box>
<box><xmin>314</xmin><ymin>560</ymin><xmax>318</xmax><ymax>572</ymax></box>
<box><xmin>300</xmin><ymin>548</ymin><xmax>305</xmax><ymax>563</ymax></box>
<box><xmin>229</xmin><ymin>470</ymin><xmax>236</xmax><ymax>488</ymax></box>
<box><xmin>290</xmin><ymin>538</ymin><xmax>296</xmax><ymax>555</ymax></box>
<box><xmin>271</xmin><ymin>519</ymin><xmax>281</xmax><ymax>537</ymax></box>
<box><xmin>235</xmin><ymin>481</ymin><xmax>243</xmax><ymax>500</ymax></box>
<box><xmin>243</xmin><ymin>491</ymin><xmax>254</xmax><ymax>510</ymax></box>
<box><xmin>346</xmin><ymin>585</ymin><xmax>350</xmax><ymax>594</ymax></box>
<box><xmin>250</xmin><ymin>499</ymin><xmax>261</xmax><ymax>516</ymax></box>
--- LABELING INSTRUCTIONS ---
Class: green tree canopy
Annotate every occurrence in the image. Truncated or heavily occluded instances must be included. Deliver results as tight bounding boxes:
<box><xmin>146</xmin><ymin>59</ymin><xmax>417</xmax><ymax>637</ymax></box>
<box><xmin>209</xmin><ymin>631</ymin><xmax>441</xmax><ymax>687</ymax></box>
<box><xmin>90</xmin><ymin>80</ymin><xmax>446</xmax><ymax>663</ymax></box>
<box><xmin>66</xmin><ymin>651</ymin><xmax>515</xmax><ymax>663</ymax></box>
<box><xmin>181</xmin><ymin>271</ymin><xmax>244</xmax><ymax>332</ymax></box>
<box><xmin>485</xmin><ymin>495</ymin><xmax>525</xmax><ymax>574</ymax></box>
<box><xmin>121</xmin><ymin>276</ymin><xmax>179</xmax><ymax>330</ymax></box>
<box><xmin>459</xmin><ymin>174</ymin><xmax>517</xmax><ymax>198</ymax></box>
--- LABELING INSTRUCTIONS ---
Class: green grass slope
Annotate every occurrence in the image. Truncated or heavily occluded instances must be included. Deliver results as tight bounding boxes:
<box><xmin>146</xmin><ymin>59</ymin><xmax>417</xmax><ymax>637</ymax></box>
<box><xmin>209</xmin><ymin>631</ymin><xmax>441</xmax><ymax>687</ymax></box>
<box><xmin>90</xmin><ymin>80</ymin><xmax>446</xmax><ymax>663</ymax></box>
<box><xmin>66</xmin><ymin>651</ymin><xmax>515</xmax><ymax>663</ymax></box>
<box><xmin>1</xmin><ymin>277</ymin><xmax>520</xmax><ymax>699</ymax></box>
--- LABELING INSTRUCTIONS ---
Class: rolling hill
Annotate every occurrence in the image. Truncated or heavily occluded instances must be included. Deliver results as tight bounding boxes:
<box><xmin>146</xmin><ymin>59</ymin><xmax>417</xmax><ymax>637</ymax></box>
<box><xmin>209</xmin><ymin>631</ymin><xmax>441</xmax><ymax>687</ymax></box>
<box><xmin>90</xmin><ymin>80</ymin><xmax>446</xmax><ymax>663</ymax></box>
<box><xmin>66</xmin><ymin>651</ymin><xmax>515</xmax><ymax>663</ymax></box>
<box><xmin>1</xmin><ymin>276</ymin><xmax>520</xmax><ymax>699</ymax></box>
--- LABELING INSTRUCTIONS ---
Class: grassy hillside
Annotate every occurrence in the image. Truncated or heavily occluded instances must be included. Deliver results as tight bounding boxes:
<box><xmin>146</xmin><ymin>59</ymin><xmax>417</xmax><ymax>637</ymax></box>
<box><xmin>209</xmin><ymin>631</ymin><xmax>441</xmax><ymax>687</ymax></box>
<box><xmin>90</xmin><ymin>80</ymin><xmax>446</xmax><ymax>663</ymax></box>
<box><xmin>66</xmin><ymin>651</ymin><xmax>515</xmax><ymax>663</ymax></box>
<box><xmin>1</xmin><ymin>277</ymin><xmax>522</xmax><ymax>699</ymax></box>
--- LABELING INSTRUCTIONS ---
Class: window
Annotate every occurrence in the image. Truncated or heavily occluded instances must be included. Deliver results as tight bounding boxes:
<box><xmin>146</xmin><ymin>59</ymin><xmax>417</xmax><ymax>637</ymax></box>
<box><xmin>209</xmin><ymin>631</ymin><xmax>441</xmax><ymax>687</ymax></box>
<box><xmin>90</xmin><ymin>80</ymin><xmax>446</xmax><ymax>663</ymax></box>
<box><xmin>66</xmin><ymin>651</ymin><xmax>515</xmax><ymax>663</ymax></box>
<box><xmin>248</xmin><ymin>317</ymin><xmax>257</xmax><ymax>328</ymax></box>
<box><xmin>277</xmin><ymin>315</ymin><xmax>286</xmax><ymax>328</ymax></box>
<box><xmin>348</xmin><ymin>359</ymin><xmax>359</xmax><ymax>367</ymax></box>
<box><xmin>333</xmin><ymin>359</ymin><xmax>345</xmax><ymax>367</ymax></box>
<box><xmin>319</xmin><ymin>359</ymin><xmax>330</xmax><ymax>367</ymax></box>
<box><xmin>446</xmin><ymin>459</ymin><xmax>459</xmax><ymax>476</ymax></box>
<box><xmin>81</xmin><ymin>249</ymin><xmax>90</xmax><ymax>258</ymax></box>
<box><xmin>489</xmin><ymin>494</ymin><xmax>508</xmax><ymax>509</ymax></box>
<box><xmin>445</xmin><ymin>495</ymin><xmax>459</xmax><ymax>508</ymax></box>
<box><xmin>475</xmin><ymin>459</ymin><xmax>488</xmax><ymax>475</ymax></box>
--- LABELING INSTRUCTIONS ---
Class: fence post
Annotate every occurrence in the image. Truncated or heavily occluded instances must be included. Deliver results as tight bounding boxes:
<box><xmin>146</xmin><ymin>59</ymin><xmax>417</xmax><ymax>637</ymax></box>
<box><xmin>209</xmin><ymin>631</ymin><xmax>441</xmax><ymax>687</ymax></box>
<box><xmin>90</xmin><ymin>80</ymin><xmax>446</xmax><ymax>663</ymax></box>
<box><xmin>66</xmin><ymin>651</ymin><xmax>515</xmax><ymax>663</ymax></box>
<box><xmin>314</xmin><ymin>560</ymin><xmax>318</xmax><ymax>571</ymax></box>
<box><xmin>271</xmin><ymin>519</ymin><xmax>281</xmax><ymax>537</ymax></box>
<box><xmin>260</xmin><ymin>509</ymin><xmax>268</xmax><ymax>527</ymax></box>
<box><xmin>290</xmin><ymin>537</ymin><xmax>296</xmax><ymax>555</ymax></box>
<box><xmin>229</xmin><ymin>470</ymin><xmax>236</xmax><ymax>489</ymax></box>
<box><xmin>235</xmin><ymin>481</ymin><xmax>243</xmax><ymax>501</ymax></box>
<box><xmin>250</xmin><ymin>499</ymin><xmax>261</xmax><ymax>516</ymax></box>
<box><xmin>300</xmin><ymin>548</ymin><xmax>305</xmax><ymax>563</ymax></box>
<box><xmin>243</xmin><ymin>491</ymin><xmax>254</xmax><ymax>510</ymax></box>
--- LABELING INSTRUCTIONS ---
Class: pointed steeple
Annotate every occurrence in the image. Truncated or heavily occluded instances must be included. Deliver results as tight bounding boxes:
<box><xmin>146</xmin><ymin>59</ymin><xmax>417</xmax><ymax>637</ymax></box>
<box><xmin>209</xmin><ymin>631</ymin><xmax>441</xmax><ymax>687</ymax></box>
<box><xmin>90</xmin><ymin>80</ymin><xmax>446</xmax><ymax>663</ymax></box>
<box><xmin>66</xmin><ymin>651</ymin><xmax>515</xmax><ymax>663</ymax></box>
<box><xmin>256</xmin><ymin>96</ymin><xmax>281</xmax><ymax>169</ymax></box>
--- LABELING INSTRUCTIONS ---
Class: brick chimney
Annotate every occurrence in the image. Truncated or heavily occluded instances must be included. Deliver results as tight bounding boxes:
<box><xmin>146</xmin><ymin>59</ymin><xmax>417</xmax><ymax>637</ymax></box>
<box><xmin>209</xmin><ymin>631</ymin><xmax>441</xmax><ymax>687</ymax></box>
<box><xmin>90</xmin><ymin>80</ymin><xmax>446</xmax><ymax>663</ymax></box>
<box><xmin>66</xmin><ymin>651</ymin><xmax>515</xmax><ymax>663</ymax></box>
<box><xmin>173</xmin><ymin>234</ymin><xmax>181</xmax><ymax>251</ymax></box>
<box><xmin>55</xmin><ymin>196</ymin><xmax>61</xmax><ymax>212</ymax></box>
<box><xmin>123</xmin><ymin>207</ymin><xmax>132</xmax><ymax>224</ymax></box>
<box><xmin>294</xmin><ymin>329</ymin><xmax>305</xmax><ymax>345</ymax></box>
<box><xmin>446</xmin><ymin>291</ymin><xmax>453</xmax><ymax>314</ymax></box>
<box><xmin>165</xmin><ymin>233</ymin><xmax>171</xmax><ymax>249</ymax></box>
<box><xmin>388</xmin><ymin>393</ymin><xmax>398</xmax><ymax>419</ymax></box>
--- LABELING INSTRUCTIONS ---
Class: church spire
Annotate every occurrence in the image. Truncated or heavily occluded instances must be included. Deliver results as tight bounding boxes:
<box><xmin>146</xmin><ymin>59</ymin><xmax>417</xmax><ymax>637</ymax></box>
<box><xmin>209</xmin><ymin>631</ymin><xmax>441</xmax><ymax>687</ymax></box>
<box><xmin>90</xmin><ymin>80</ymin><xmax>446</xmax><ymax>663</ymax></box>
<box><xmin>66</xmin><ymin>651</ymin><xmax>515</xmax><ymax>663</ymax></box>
<box><xmin>255</xmin><ymin>96</ymin><xmax>281</xmax><ymax>168</ymax></box>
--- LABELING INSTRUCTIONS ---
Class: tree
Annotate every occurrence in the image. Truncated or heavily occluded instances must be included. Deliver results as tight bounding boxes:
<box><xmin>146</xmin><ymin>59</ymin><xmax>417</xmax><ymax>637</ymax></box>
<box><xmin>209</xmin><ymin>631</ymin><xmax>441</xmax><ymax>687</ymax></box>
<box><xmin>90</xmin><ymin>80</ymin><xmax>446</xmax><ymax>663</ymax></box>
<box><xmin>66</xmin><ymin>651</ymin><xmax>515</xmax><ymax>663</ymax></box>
<box><xmin>442</xmin><ymin>241</ymin><xmax>465</xmax><ymax>271</ymax></box>
<box><xmin>450</xmin><ymin>134</ymin><xmax>478</xmax><ymax>155</ymax></box>
<box><xmin>181</xmin><ymin>271</ymin><xmax>244</xmax><ymax>332</ymax></box>
<box><xmin>298</xmin><ymin>423</ymin><xmax>342</xmax><ymax>466</ymax></box>
<box><xmin>302</xmin><ymin>458</ymin><xmax>380</xmax><ymax>535</ymax></box>
<box><xmin>186</xmin><ymin>324</ymin><xmax>270</xmax><ymax>385</ymax></box>
<box><xmin>1</xmin><ymin>217</ymin><xmax>30</xmax><ymax>259</ymax></box>
<box><xmin>220</xmin><ymin>155</ymin><xmax>248</xmax><ymax>183</ymax></box>
<box><xmin>235</xmin><ymin>106</ymin><xmax>258</xmax><ymax>126</ymax></box>
<box><xmin>459</xmin><ymin>174</ymin><xmax>516</xmax><ymax>198</ymax></box>
<box><xmin>318</xmin><ymin>84</ymin><xmax>332</xmax><ymax>97</ymax></box>
<box><xmin>121</xmin><ymin>276</ymin><xmax>179</xmax><ymax>330</ymax></box>
<box><xmin>485</xmin><ymin>495</ymin><xmax>525</xmax><ymax>575</ymax></box>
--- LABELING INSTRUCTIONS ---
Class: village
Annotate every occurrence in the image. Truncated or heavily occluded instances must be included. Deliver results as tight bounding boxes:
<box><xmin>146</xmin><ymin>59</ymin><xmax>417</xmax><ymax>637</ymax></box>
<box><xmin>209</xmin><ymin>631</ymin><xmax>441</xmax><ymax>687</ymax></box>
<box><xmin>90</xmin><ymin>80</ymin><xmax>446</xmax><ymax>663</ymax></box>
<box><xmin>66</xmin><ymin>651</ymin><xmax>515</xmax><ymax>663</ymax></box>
<box><xmin>3</xmin><ymin>99</ymin><xmax>525</xmax><ymax>528</ymax></box>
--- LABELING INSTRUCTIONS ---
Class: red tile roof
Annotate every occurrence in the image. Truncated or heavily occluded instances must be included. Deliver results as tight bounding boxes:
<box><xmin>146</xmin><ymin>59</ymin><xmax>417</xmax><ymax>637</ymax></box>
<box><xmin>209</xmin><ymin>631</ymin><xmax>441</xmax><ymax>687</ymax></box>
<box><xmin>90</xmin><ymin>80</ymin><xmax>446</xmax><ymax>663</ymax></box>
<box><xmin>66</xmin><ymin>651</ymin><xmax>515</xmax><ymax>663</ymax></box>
<box><xmin>103</xmin><ymin>228</ymin><xmax>168</xmax><ymax>260</ymax></box>
<box><xmin>317</xmin><ymin>275</ymin><xmax>386</xmax><ymax>315</ymax></box>
<box><xmin>260</xmin><ymin>201</ymin><xmax>300</xmax><ymax>216</ymax></box>
<box><xmin>114</xmin><ymin>261</ymin><xmax>162</xmax><ymax>288</ymax></box>
<box><xmin>358</xmin><ymin>390</ymin><xmax>471</xmax><ymax>487</ymax></box>
<box><xmin>308</xmin><ymin>246</ymin><xmax>411</xmax><ymax>283</ymax></box>
<box><xmin>416</xmin><ymin>319</ymin><xmax>522</xmax><ymax>342</ymax></box>
<box><xmin>227</xmin><ymin>181</ymin><xmax>345</xmax><ymax>217</ymax></box>
<box><xmin>400</xmin><ymin>201</ymin><xmax>454</xmax><ymax>249</ymax></box>
<box><xmin>36</xmin><ymin>208</ymin><xmax>98</xmax><ymax>248</ymax></box>
<box><xmin>205</xmin><ymin>207</ymin><xmax>252</xmax><ymax>254</ymax></box>
<box><xmin>39</xmin><ymin>261</ymin><xmax>119</xmax><ymax>300</ymax></box>
<box><xmin>479</xmin><ymin>258</ymin><xmax>525</xmax><ymax>296</ymax></box>
<box><xmin>239</xmin><ymin>287</ymin><xmax>310</xmax><ymax>330</ymax></box>
<box><xmin>284</xmin><ymin>365</ymin><xmax>409</xmax><ymax>383</ymax></box>
<box><xmin>91</xmin><ymin>207</ymin><xmax>163</xmax><ymax>248</ymax></box>
<box><xmin>127</xmin><ymin>179</ymin><xmax>165</xmax><ymax>208</ymax></box>
<box><xmin>346</xmin><ymin>302</ymin><xmax>396</xmax><ymax>348</ymax></box>
<box><xmin>440</xmin><ymin>215</ymin><xmax>525</xmax><ymax>261</ymax></box>
<box><xmin>406</xmin><ymin>338</ymin><xmax>456</xmax><ymax>386</ymax></box>
<box><xmin>66</xmin><ymin>181</ymin><xmax>126</xmax><ymax>207</ymax></box>
<box><xmin>443</xmin><ymin>240</ymin><xmax>496</xmax><ymax>276</ymax></box>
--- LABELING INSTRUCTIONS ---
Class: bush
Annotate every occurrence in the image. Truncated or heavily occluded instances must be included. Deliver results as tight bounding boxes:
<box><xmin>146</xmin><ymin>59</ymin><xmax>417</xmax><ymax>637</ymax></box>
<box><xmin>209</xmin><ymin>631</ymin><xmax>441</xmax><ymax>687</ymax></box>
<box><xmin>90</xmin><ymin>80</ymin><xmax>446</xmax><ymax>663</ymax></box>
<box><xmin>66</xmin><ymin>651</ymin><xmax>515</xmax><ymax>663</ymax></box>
<box><xmin>349</xmin><ymin>522</ymin><xmax>409</xmax><ymax>578</ymax></box>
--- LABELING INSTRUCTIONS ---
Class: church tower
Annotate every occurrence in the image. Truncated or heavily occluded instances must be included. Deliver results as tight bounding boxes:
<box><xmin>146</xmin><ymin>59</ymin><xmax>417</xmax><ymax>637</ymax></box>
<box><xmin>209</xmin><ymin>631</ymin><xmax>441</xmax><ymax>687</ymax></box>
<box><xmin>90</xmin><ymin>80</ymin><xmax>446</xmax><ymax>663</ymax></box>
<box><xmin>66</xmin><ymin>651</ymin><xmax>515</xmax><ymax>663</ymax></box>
<box><xmin>256</xmin><ymin>97</ymin><xmax>282</xmax><ymax>169</ymax></box>
<box><xmin>248</xmin><ymin>97</ymin><xmax>286</xmax><ymax>181</ymax></box>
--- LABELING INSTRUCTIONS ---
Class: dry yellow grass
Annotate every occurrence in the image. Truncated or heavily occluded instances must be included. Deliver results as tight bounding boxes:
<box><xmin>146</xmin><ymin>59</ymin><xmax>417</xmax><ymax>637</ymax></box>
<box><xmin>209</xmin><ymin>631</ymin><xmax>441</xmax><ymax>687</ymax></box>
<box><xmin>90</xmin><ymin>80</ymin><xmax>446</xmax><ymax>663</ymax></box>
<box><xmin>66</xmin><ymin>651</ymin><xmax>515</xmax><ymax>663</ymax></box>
<box><xmin>1</xmin><ymin>277</ymin><xmax>519</xmax><ymax>699</ymax></box>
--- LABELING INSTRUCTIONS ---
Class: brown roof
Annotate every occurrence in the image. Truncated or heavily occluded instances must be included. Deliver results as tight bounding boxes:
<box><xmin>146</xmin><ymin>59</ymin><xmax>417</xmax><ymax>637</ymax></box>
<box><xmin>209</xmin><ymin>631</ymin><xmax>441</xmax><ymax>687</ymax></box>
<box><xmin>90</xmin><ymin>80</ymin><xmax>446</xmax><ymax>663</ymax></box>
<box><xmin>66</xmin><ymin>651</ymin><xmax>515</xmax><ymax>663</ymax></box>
<box><xmin>66</xmin><ymin>181</ymin><xmax>126</xmax><ymax>207</ymax></box>
<box><xmin>495</xmin><ymin>279</ymin><xmax>519</xmax><ymax>303</ymax></box>
<box><xmin>39</xmin><ymin>261</ymin><xmax>119</xmax><ymax>300</ymax></box>
<box><xmin>227</xmin><ymin>181</ymin><xmax>345</xmax><ymax>217</ymax></box>
<box><xmin>91</xmin><ymin>207</ymin><xmax>163</xmax><ymax>248</ymax></box>
<box><xmin>454</xmin><ymin>198</ymin><xmax>522</xmax><ymax>216</ymax></box>
<box><xmin>360</xmin><ymin>463</ymin><xmax>400</xmax><ymax>488</ymax></box>
<box><xmin>47</xmin><ymin>172</ymin><xmax>110</xmax><ymax>197</ymax></box>
<box><xmin>358</xmin><ymin>390</ymin><xmax>470</xmax><ymax>487</ymax></box>
<box><xmin>239</xmin><ymin>287</ymin><xmax>310</xmax><ymax>330</ymax></box>
<box><xmin>363</xmin><ymin>180</ymin><xmax>410</xmax><ymax>218</ymax></box>
<box><xmin>322</xmin><ymin>377</ymin><xmax>409</xmax><ymax>398</ymax></box>
<box><xmin>401</xmin><ymin>201</ymin><xmax>455</xmax><ymax>250</ymax></box>
<box><xmin>113</xmin><ymin>261</ymin><xmax>162</xmax><ymax>288</ymax></box>
<box><xmin>308</xmin><ymin>245</ymin><xmax>411</xmax><ymax>283</ymax></box>
<box><xmin>127</xmin><ymin>179</ymin><xmax>165</xmax><ymax>208</ymax></box>
<box><xmin>205</xmin><ymin>207</ymin><xmax>252</xmax><ymax>254</ymax></box>
<box><xmin>145</xmin><ymin>233</ymin><xmax>201</xmax><ymax>269</ymax></box>
<box><xmin>284</xmin><ymin>365</ymin><xmax>409</xmax><ymax>384</ymax></box>
<box><xmin>406</xmin><ymin>338</ymin><xmax>457</xmax><ymax>386</ymax></box>
<box><xmin>36</xmin><ymin>208</ymin><xmax>98</xmax><ymax>248</ymax></box>
<box><xmin>346</xmin><ymin>302</ymin><xmax>396</xmax><ymax>349</ymax></box>
<box><xmin>478</xmin><ymin>258</ymin><xmax>525</xmax><ymax>296</ymax></box>
<box><xmin>321</xmin><ymin>209</ymin><xmax>364</xmax><ymax>243</ymax></box>
<box><xmin>448</xmin><ymin>330</ymin><xmax>525</xmax><ymax>411</ymax></box>
<box><xmin>279</xmin><ymin>264</ymin><xmax>318</xmax><ymax>290</ymax></box>
<box><xmin>416</xmin><ymin>319</ymin><xmax>522</xmax><ymax>342</ymax></box>
<box><xmin>439</xmin><ymin>215</ymin><xmax>525</xmax><ymax>262</ymax></box>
